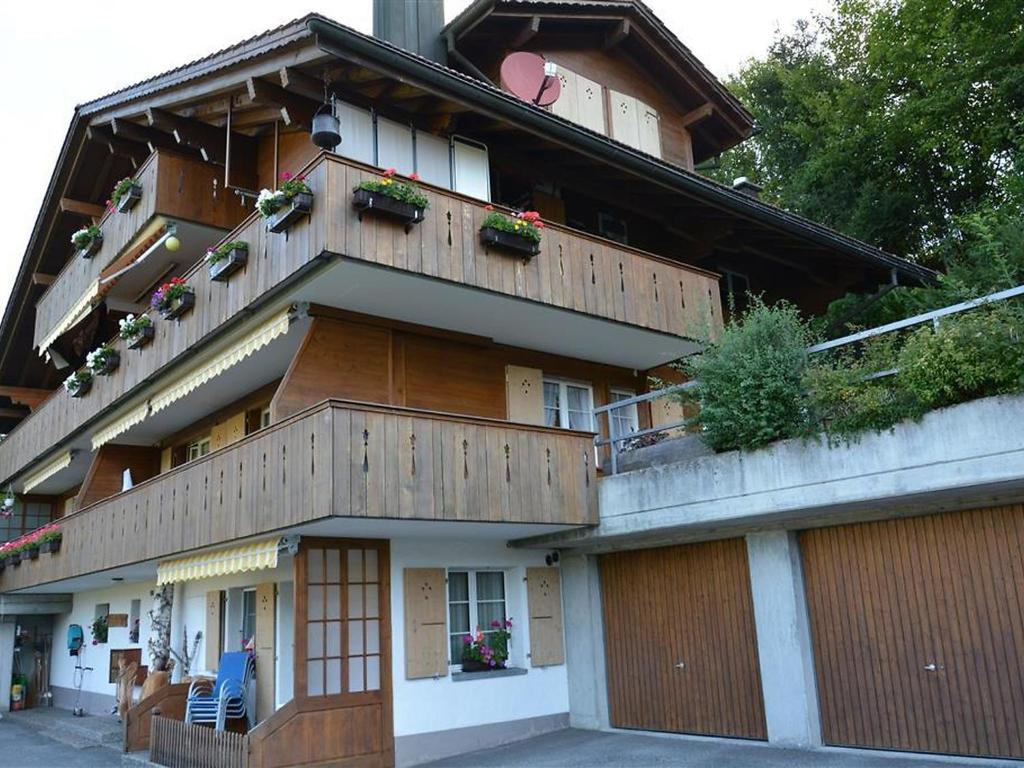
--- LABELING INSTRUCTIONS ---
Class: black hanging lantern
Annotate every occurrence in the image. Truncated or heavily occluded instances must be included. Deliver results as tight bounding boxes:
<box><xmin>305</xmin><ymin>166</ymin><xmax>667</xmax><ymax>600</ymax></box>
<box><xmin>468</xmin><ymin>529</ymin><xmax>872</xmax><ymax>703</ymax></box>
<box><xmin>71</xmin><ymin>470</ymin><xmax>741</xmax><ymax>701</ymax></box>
<box><xmin>311</xmin><ymin>96</ymin><xmax>341</xmax><ymax>151</ymax></box>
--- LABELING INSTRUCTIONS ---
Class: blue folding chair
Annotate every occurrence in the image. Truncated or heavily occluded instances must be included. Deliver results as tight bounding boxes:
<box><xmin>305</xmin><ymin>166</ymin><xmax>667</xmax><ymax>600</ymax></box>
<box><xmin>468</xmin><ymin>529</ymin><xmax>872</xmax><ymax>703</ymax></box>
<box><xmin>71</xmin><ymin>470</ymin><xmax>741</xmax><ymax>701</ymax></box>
<box><xmin>185</xmin><ymin>651</ymin><xmax>255</xmax><ymax>731</ymax></box>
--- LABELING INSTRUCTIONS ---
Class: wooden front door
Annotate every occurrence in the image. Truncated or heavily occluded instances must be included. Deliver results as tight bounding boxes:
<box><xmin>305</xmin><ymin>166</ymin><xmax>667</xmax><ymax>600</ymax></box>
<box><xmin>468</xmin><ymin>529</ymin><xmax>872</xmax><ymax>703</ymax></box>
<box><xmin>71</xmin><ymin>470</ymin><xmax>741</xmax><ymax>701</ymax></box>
<box><xmin>801</xmin><ymin>505</ymin><xmax>1024</xmax><ymax>759</ymax></box>
<box><xmin>248</xmin><ymin>538</ymin><xmax>393</xmax><ymax>768</ymax></box>
<box><xmin>600</xmin><ymin>539</ymin><xmax>767</xmax><ymax>739</ymax></box>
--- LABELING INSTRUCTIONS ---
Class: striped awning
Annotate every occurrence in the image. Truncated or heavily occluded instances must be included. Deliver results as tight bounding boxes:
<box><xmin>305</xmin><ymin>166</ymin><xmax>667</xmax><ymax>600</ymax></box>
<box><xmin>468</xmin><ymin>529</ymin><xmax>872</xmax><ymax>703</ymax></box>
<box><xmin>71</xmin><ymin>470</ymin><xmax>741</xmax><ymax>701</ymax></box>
<box><xmin>91</xmin><ymin>402</ymin><xmax>151</xmax><ymax>450</ymax></box>
<box><xmin>150</xmin><ymin>310</ymin><xmax>291</xmax><ymax>416</ymax></box>
<box><xmin>39</xmin><ymin>280</ymin><xmax>100</xmax><ymax>355</ymax></box>
<box><xmin>156</xmin><ymin>538</ymin><xmax>282</xmax><ymax>585</ymax></box>
<box><xmin>23</xmin><ymin>451</ymin><xmax>74</xmax><ymax>492</ymax></box>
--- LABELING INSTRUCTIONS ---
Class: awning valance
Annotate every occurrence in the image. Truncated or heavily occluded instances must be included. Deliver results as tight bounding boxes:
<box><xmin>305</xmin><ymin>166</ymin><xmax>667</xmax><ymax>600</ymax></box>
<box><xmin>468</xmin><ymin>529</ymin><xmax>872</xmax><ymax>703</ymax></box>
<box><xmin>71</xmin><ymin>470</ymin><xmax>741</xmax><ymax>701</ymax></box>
<box><xmin>23</xmin><ymin>451</ymin><xmax>74</xmax><ymax>492</ymax></box>
<box><xmin>150</xmin><ymin>310</ymin><xmax>291</xmax><ymax>416</ymax></box>
<box><xmin>91</xmin><ymin>402</ymin><xmax>150</xmax><ymax>450</ymax></box>
<box><xmin>39</xmin><ymin>280</ymin><xmax>100</xmax><ymax>355</ymax></box>
<box><xmin>157</xmin><ymin>538</ymin><xmax>282</xmax><ymax>585</ymax></box>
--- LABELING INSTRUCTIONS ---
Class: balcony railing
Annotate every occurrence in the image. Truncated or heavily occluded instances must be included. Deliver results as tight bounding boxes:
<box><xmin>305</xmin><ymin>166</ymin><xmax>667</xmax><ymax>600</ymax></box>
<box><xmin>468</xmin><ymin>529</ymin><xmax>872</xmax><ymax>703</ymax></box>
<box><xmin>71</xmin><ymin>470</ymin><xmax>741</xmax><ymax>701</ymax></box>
<box><xmin>5</xmin><ymin>150</ymin><xmax>719</xmax><ymax>490</ymax></box>
<box><xmin>0</xmin><ymin>399</ymin><xmax>596</xmax><ymax>592</ymax></box>
<box><xmin>34</xmin><ymin>151</ymin><xmax>246</xmax><ymax>351</ymax></box>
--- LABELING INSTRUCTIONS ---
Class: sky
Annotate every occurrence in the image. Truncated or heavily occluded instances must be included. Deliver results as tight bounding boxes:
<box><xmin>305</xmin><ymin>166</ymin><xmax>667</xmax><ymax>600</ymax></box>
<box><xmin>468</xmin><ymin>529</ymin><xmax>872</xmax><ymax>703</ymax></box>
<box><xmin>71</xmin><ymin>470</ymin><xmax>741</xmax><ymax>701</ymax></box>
<box><xmin>0</xmin><ymin>0</ymin><xmax>830</xmax><ymax>312</ymax></box>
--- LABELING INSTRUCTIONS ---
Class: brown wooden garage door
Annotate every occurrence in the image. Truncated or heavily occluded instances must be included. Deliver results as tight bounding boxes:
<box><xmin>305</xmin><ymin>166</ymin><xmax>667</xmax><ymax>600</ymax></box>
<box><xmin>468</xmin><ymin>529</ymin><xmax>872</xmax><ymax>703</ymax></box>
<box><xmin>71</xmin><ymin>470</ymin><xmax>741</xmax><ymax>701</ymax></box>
<box><xmin>801</xmin><ymin>504</ymin><xmax>1024</xmax><ymax>759</ymax></box>
<box><xmin>601</xmin><ymin>539</ymin><xmax>767</xmax><ymax>739</ymax></box>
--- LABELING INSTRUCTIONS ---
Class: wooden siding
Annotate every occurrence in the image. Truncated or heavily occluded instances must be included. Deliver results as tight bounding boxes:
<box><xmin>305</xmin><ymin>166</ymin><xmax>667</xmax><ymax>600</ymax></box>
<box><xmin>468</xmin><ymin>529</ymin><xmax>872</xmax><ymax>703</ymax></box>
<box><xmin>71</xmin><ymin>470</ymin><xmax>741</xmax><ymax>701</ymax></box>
<box><xmin>76</xmin><ymin>443</ymin><xmax>160</xmax><ymax>509</ymax></box>
<box><xmin>600</xmin><ymin>540</ymin><xmax>767</xmax><ymax>739</ymax></box>
<box><xmin>4</xmin><ymin>150</ymin><xmax>718</xmax><ymax>491</ymax></box>
<box><xmin>801</xmin><ymin>505</ymin><xmax>1024</xmax><ymax>759</ymax></box>
<box><xmin>34</xmin><ymin>151</ymin><xmax>248</xmax><ymax>350</ymax></box>
<box><xmin>0</xmin><ymin>400</ymin><xmax>596</xmax><ymax>592</ymax></box>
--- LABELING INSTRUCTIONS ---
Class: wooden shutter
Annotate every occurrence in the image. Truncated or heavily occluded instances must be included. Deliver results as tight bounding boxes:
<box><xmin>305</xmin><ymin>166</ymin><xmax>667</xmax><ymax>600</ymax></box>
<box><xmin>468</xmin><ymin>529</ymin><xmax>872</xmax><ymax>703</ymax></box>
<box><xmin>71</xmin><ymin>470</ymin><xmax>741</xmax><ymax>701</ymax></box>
<box><xmin>527</xmin><ymin>567</ymin><xmax>565</xmax><ymax>667</ymax></box>
<box><xmin>204</xmin><ymin>590</ymin><xmax>223</xmax><ymax>672</ymax></box>
<box><xmin>550</xmin><ymin>67</ymin><xmax>579</xmax><ymax>123</ymax></box>
<box><xmin>638</xmin><ymin>103</ymin><xmax>662</xmax><ymax>158</ymax></box>
<box><xmin>159</xmin><ymin>447</ymin><xmax>172</xmax><ymax>474</ymax></box>
<box><xmin>403</xmin><ymin>568</ymin><xmax>448</xmax><ymax>679</ymax></box>
<box><xmin>609</xmin><ymin>89</ymin><xmax>641</xmax><ymax>149</ymax></box>
<box><xmin>254</xmin><ymin>582</ymin><xmax>276</xmax><ymax>722</ymax></box>
<box><xmin>576</xmin><ymin>72</ymin><xmax>606</xmax><ymax>134</ymax></box>
<box><xmin>211</xmin><ymin>412</ymin><xmax>246</xmax><ymax>451</ymax></box>
<box><xmin>650</xmin><ymin>395</ymin><xmax>687</xmax><ymax>438</ymax></box>
<box><xmin>506</xmin><ymin>365</ymin><xmax>544</xmax><ymax>425</ymax></box>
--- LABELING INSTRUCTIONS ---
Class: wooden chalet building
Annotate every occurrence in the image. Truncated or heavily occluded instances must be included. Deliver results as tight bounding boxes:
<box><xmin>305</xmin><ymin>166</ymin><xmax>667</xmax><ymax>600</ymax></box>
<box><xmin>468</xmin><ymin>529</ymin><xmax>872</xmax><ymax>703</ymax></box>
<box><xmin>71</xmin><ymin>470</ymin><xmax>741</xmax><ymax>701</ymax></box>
<box><xmin>10</xmin><ymin>1</ymin><xmax>1016</xmax><ymax>766</ymax></box>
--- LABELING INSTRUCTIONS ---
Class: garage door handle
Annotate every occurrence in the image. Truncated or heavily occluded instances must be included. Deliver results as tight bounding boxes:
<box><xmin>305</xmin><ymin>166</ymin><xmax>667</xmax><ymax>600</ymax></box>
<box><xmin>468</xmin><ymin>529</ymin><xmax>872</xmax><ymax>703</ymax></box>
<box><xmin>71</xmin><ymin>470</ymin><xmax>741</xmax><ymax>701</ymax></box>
<box><xmin>923</xmin><ymin>663</ymin><xmax>944</xmax><ymax>672</ymax></box>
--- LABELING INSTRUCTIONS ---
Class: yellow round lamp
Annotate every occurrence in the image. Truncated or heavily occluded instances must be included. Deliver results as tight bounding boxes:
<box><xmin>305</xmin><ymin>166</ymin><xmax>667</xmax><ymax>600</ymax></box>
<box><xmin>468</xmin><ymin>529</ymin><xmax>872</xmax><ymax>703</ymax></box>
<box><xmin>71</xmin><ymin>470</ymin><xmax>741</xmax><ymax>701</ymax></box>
<box><xmin>165</xmin><ymin>235</ymin><xmax>181</xmax><ymax>252</ymax></box>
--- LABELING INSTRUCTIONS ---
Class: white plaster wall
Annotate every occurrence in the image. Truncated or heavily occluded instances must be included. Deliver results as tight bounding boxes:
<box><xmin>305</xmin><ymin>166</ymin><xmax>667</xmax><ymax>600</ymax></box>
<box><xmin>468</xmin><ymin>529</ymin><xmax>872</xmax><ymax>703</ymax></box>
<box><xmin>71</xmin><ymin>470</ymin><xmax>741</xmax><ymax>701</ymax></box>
<box><xmin>390</xmin><ymin>538</ymin><xmax>569</xmax><ymax>738</ymax></box>
<box><xmin>51</xmin><ymin>581</ymin><xmax>156</xmax><ymax>700</ymax></box>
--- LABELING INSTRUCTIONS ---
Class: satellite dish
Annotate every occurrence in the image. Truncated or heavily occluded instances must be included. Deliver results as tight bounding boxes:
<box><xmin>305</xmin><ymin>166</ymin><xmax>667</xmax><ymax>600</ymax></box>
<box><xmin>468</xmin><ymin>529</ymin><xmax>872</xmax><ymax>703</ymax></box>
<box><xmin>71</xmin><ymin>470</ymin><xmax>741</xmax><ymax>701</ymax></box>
<box><xmin>500</xmin><ymin>52</ymin><xmax>561</xmax><ymax>107</ymax></box>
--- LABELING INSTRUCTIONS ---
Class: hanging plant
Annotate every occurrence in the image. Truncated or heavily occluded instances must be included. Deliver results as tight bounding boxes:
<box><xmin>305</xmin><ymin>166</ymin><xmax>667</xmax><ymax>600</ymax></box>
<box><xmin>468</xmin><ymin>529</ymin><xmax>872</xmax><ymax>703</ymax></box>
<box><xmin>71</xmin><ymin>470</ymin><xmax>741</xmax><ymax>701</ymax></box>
<box><xmin>91</xmin><ymin>615</ymin><xmax>109</xmax><ymax>645</ymax></box>
<box><xmin>119</xmin><ymin>314</ymin><xmax>155</xmax><ymax>349</ymax></box>
<box><xmin>352</xmin><ymin>169</ymin><xmax>428</xmax><ymax>232</ymax></box>
<box><xmin>206</xmin><ymin>240</ymin><xmax>249</xmax><ymax>282</ymax></box>
<box><xmin>1</xmin><ymin>488</ymin><xmax>15</xmax><ymax>518</ymax></box>
<box><xmin>71</xmin><ymin>225</ymin><xmax>103</xmax><ymax>258</ymax></box>
<box><xmin>479</xmin><ymin>207</ymin><xmax>544</xmax><ymax>258</ymax></box>
<box><xmin>258</xmin><ymin>172</ymin><xmax>313</xmax><ymax>234</ymax></box>
<box><xmin>109</xmin><ymin>177</ymin><xmax>142</xmax><ymax>213</ymax></box>
<box><xmin>151</xmin><ymin>277</ymin><xmax>195</xmax><ymax>320</ymax></box>
<box><xmin>63</xmin><ymin>370</ymin><xmax>93</xmax><ymax>398</ymax></box>
<box><xmin>86</xmin><ymin>344</ymin><xmax>121</xmax><ymax>376</ymax></box>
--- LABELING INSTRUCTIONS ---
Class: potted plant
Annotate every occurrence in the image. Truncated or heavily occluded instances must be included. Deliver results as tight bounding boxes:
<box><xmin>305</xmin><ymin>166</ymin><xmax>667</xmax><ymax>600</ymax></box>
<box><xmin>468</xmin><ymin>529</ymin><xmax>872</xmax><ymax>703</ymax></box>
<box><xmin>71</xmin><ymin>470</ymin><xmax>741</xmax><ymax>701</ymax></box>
<box><xmin>63</xmin><ymin>370</ymin><xmax>92</xmax><ymax>398</ymax></box>
<box><xmin>1</xmin><ymin>488</ymin><xmax>15</xmax><ymax>518</ymax></box>
<box><xmin>71</xmin><ymin>224</ymin><xmax>103</xmax><ymax>258</ymax></box>
<box><xmin>91</xmin><ymin>615</ymin><xmax>109</xmax><ymax>645</ymax></box>
<box><xmin>352</xmin><ymin>169</ymin><xmax>429</xmax><ymax>232</ymax></box>
<box><xmin>86</xmin><ymin>344</ymin><xmax>120</xmax><ymax>376</ymax></box>
<box><xmin>8</xmin><ymin>542</ymin><xmax>22</xmax><ymax>567</ymax></box>
<box><xmin>479</xmin><ymin>208</ymin><xmax>544</xmax><ymax>258</ymax></box>
<box><xmin>151</xmin><ymin>277</ymin><xmax>195</xmax><ymax>320</ymax></box>
<box><xmin>110</xmin><ymin>177</ymin><xmax>142</xmax><ymax>213</ymax></box>
<box><xmin>460</xmin><ymin>619</ymin><xmax>513</xmax><ymax>672</ymax></box>
<box><xmin>39</xmin><ymin>525</ymin><xmax>62</xmax><ymax>554</ymax></box>
<box><xmin>119</xmin><ymin>314</ymin><xmax>155</xmax><ymax>349</ymax></box>
<box><xmin>258</xmin><ymin>172</ymin><xmax>313</xmax><ymax>234</ymax></box>
<box><xmin>23</xmin><ymin>531</ymin><xmax>41</xmax><ymax>560</ymax></box>
<box><xmin>206</xmin><ymin>240</ymin><xmax>249</xmax><ymax>282</ymax></box>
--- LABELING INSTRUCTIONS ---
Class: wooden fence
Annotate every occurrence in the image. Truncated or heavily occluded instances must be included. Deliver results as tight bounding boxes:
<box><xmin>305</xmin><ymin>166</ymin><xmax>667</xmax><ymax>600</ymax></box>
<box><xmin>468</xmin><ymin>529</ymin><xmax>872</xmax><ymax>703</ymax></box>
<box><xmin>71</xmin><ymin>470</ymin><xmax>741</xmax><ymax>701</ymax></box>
<box><xmin>124</xmin><ymin>683</ymin><xmax>191</xmax><ymax>752</ymax></box>
<box><xmin>150</xmin><ymin>715</ymin><xmax>249</xmax><ymax>768</ymax></box>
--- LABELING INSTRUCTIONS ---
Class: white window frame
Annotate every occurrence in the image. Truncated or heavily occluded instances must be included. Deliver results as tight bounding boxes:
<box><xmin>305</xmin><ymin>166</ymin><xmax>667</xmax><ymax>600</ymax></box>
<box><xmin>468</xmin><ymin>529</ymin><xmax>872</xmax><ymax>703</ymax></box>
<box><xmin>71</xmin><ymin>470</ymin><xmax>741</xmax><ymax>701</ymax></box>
<box><xmin>240</xmin><ymin>587</ymin><xmax>257</xmax><ymax>650</ymax></box>
<box><xmin>543</xmin><ymin>377</ymin><xmax>595</xmax><ymax>432</ymax></box>
<box><xmin>186</xmin><ymin>435</ymin><xmax>211</xmax><ymax>463</ymax></box>
<box><xmin>260</xmin><ymin>406</ymin><xmax>271</xmax><ymax>429</ymax></box>
<box><xmin>446</xmin><ymin>568</ymin><xmax>509</xmax><ymax>671</ymax></box>
<box><xmin>609</xmin><ymin>388</ymin><xmax>640</xmax><ymax>440</ymax></box>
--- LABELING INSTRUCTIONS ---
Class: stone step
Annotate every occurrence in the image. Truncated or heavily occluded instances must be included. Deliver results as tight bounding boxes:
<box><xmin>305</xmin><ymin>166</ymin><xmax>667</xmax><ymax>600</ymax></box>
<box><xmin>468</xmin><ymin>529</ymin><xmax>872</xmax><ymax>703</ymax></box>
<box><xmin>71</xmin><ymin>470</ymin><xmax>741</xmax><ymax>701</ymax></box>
<box><xmin>44</xmin><ymin>713</ymin><xmax>124</xmax><ymax>745</ymax></box>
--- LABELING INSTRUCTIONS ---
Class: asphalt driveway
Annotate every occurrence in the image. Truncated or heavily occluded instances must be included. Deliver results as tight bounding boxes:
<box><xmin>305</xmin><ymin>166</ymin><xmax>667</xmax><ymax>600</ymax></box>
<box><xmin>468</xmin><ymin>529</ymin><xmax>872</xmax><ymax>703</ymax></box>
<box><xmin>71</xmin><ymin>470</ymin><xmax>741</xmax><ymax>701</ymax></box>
<box><xmin>424</xmin><ymin>728</ymin><xmax>1024</xmax><ymax>768</ymax></box>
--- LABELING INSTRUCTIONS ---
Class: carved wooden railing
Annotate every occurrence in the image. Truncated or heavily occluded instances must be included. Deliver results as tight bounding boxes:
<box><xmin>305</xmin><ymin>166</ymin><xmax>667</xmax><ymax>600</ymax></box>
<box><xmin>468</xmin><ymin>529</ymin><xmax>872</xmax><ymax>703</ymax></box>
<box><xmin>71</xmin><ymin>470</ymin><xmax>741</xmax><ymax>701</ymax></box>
<box><xmin>125</xmin><ymin>682</ymin><xmax>191</xmax><ymax>753</ymax></box>
<box><xmin>0</xmin><ymin>399</ymin><xmax>596</xmax><ymax>592</ymax></box>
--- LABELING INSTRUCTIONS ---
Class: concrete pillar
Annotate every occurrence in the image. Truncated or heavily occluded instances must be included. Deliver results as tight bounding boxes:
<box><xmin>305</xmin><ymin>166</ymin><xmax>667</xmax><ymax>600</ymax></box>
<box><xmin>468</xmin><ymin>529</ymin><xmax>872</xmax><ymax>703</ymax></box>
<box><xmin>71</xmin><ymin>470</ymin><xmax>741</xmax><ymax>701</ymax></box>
<box><xmin>746</xmin><ymin>531</ymin><xmax>822</xmax><ymax>747</ymax></box>
<box><xmin>0</xmin><ymin>618</ymin><xmax>15</xmax><ymax>712</ymax></box>
<box><xmin>561</xmin><ymin>552</ymin><xmax>609</xmax><ymax>730</ymax></box>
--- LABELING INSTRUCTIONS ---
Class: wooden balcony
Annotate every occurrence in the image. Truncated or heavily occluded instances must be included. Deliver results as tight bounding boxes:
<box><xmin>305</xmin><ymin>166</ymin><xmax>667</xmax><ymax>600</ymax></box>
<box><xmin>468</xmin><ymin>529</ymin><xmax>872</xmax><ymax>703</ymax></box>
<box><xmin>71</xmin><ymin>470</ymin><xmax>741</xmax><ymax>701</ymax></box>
<box><xmin>33</xmin><ymin>151</ymin><xmax>246</xmax><ymax>351</ymax></box>
<box><xmin>3</xmin><ymin>150</ymin><xmax>716</xmax><ymax>489</ymax></box>
<box><xmin>0</xmin><ymin>399</ymin><xmax>596</xmax><ymax>592</ymax></box>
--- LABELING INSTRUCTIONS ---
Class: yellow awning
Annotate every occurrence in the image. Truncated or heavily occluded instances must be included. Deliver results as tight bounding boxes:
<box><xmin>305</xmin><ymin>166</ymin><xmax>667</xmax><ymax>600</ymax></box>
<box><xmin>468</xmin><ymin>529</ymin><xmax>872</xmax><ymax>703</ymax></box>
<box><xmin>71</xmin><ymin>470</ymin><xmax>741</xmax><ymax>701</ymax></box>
<box><xmin>91</xmin><ymin>402</ymin><xmax>151</xmax><ymax>450</ymax></box>
<box><xmin>150</xmin><ymin>310</ymin><xmax>291</xmax><ymax>416</ymax></box>
<box><xmin>23</xmin><ymin>451</ymin><xmax>74</xmax><ymax>492</ymax></box>
<box><xmin>39</xmin><ymin>280</ymin><xmax>100</xmax><ymax>355</ymax></box>
<box><xmin>157</xmin><ymin>538</ymin><xmax>281</xmax><ymax>585</ymax></box>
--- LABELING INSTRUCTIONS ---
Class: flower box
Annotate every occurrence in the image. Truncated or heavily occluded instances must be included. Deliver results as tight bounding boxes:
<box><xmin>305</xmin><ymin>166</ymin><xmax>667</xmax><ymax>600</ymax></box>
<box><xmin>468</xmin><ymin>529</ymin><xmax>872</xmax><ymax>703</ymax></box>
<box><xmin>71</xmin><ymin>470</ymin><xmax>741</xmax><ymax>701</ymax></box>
<box><xmin>352</xmin><ymin>188</ymin><xmax>425</xmax><ymax>232</ymax></box>
<box><xmin>78</xmin><ymin>233</ymin><xmax>103</xmax><ymax>259</ymax></box>
<box><xmin>0</xmin><ymin>557</ymin><xmax>6</xmax><ymax>571</ymax></box>
<box><xmin>67</xmin><ymin>378</ymin><xmax>92</xmax><ymax>398</ymax></box>
<box><xmin>480</xmin><ymin>226</ymin><xmax>541</xmax><ymax>258</ymax></box>
<box><xmin>41</xmin><ymin>538</ymin><xmax>62</xmax><ymax>554</ymax></box>
<box><xmin>159</xmin><ymin>290</ymin><xmax>195</xmax><ymax>321</ymax></box>
<box><xmin>266</xmin><ymin>192</ymin><xmax>313</xmax><ymax>234</ymax></box>
<box><xmin>116</xmin><ymin>184</ymin><xmax>143</xmax><ymax>213</ymax></box>
<box><xmin>209</xmin><ymin>246</ymin><xmax>248</xmax><ymax>282</ymax></box>
<box><xmin>25</xmin><ymin>545</ymin><xmax>39</xmax><ymax>560</ymax></box>
<box><xmin>90</xmin><ymin>351</ymin><xmax>120</xmax><ymax>376</ymax></box>
<box><xmin>10</xmin><ymin>552</ymin><xmax>21</xmax><ymax>567</ymax></box>
<box><xmin>126</xmin><ymin>325</ymin><xmax>156</xmax><ymax>350</ymax></box>
<box><xmin>460</xmin><ymin>660</ymin><xmax>506</xmax><ymax>673</ymax></box>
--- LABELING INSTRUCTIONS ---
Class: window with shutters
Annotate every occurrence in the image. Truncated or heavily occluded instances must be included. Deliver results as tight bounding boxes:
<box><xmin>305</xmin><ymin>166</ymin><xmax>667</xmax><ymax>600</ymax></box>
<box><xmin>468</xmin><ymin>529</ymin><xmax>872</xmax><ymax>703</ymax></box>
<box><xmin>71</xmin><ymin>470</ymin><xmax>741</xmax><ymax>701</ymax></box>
<box><xmin>447</xmin><ymin>569</ymin><xmax>507</xmax><ymax>670</ymax></box>
<box><xmin>543</xmin><ymin>378</ymin><xmax>595</xmax><ymax>431</ymax></box>
<box><xmin>185</xmin><ymin>435</ymin><xmax>211</xmax><ymax>463</ymax></box>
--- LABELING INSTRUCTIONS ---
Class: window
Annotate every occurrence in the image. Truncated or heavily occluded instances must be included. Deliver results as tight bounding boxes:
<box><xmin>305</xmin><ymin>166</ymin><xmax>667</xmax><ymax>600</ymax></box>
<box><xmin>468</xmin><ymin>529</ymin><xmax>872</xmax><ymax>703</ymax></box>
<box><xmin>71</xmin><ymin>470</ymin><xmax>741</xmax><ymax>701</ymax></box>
<box><xmin>261</xmin><ymin>406</ymin><xmax>271</xmax><ymax>429</ymax></box>
<box><xmin>609</xmin><ymin>389</ymin><xmax>640</xmax><ymax>440</ymax></box>
<box><xmin>543</xmin><ymin>379</ymin><xmax>594</xmax><ymax>431</ymax></box>
<box><xmin>720</xmin><ymin>270</ymin><xmax>751</xmax><ymax>315</ymax></box>
<box><xmin>241</xmin><ymin>588</ymin><xmax>257</xmax><ymax>650</ymax></box>
<box><xmin>447</xmin><ymin>570</ymin><xmax>507</xmax><ymax>668</ymax></box>
<box><xmin>597</xmin><ymin>212</ymin><xmax>628</xmax><ymax>245</ymax></box>
<box><xmin>452</xmin><ymin>138</ymin><xmax>490</xmax><ymax>202</ymax></box>
<box><xmin>186</xmin><ymin>436</ymin><xmax>211</xmax><ymax>463</ymax></box>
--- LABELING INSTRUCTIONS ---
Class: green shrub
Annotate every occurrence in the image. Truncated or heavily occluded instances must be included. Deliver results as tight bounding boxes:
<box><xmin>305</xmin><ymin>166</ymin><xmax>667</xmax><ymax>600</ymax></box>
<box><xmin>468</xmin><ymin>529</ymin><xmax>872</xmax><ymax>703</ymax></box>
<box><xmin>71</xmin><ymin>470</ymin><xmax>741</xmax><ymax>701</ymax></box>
<box><xmin>897</xmin><ymin>305</ymin><xmax>1024</xmax><ymax>410</ymax></box>
<box><xmin>685</xmin><ymin>298</ymin><xmax>811</xmax><ymax>451</ymax></box>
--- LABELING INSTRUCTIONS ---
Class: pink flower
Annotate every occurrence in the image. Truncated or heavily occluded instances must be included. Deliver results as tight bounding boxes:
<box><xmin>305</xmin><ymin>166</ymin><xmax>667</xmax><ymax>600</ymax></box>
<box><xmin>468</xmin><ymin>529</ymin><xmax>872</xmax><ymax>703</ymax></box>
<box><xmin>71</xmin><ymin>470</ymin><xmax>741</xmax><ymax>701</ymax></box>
<box><xmin>534</xmin><ymin>221</ymin><xmax>545</xmax><ymax>229</ymax></box>
<box><xmin>490</xmin><ymin>619</ymin><xmax>501</xmax><ymax>629</ymax></box>
<box><xmin>409</xmin><ymin>173</ymin><xmax>420</xmax><ymax>181</ymax></box>
<box><xmin>384</xmin><ymin>168</ymin><xmax>397</xmax><ymax>178</ymax></box>
<box><xmin>463</xmin><ymin>635</ymin><xmax>472</xmax><ymax>644</ymax></box>
<box><xmin>281</xmin><ymin>171</ymin><xmax>293</xmax><ymax>181</ymax></box>
<box><xmin>484</xmin><ymin>204</ymin><xmax>494</xmax><ymax>211</ymax></box>
<box><xmin>505</xmin><ymin>618</ymin><xmax>514</xmax><ymax>628</ymax></box>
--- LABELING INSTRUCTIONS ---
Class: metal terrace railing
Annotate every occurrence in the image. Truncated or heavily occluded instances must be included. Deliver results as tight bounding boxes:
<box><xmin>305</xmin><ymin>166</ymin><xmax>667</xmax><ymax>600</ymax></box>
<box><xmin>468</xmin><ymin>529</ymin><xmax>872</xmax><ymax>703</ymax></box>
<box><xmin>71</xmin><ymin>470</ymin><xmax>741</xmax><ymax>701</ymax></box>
<box><xmin>594</xmin><ymin>284</ymin><xmax>1024</xmax><ymax>474</ymax></box>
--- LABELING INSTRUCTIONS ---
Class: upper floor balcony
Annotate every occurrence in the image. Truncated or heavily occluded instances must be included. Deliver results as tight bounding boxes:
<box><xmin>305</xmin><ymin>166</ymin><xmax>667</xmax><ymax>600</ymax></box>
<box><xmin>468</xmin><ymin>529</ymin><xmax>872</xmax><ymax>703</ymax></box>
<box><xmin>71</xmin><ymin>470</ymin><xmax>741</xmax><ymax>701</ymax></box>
<box><xmin>3</xmin><ymin>150</ymin><xmax>720</xmax><ymax>491</ymax></box>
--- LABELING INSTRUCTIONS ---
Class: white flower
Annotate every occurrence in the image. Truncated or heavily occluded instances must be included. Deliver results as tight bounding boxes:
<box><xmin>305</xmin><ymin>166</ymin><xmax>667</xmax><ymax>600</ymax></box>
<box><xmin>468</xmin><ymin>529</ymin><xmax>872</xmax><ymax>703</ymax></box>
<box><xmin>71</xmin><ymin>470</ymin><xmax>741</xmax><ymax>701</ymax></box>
<box><xmin>119</xmin><ymin>315</ymin><xmax>135</xmax><ymax>332</ymax></box>
<box><xmin>70</xmin><ymin>227</ymin><xmax>90</xmax><ymax>245</ymax></box>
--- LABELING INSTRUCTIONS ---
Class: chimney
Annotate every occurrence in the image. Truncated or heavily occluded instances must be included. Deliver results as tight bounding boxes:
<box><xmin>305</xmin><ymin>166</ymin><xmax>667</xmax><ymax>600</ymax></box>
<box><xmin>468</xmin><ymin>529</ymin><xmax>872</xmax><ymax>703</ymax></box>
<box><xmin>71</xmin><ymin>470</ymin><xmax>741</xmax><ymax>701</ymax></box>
<box><xmin>732</xmin><ymin>176</ymin><xmax>762</xmax><ymax>199</ymax></box>
<box><xmin>373</xmin><ymin>0</ymin><xmax>447</xmax><ymax>64</ymax></box>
